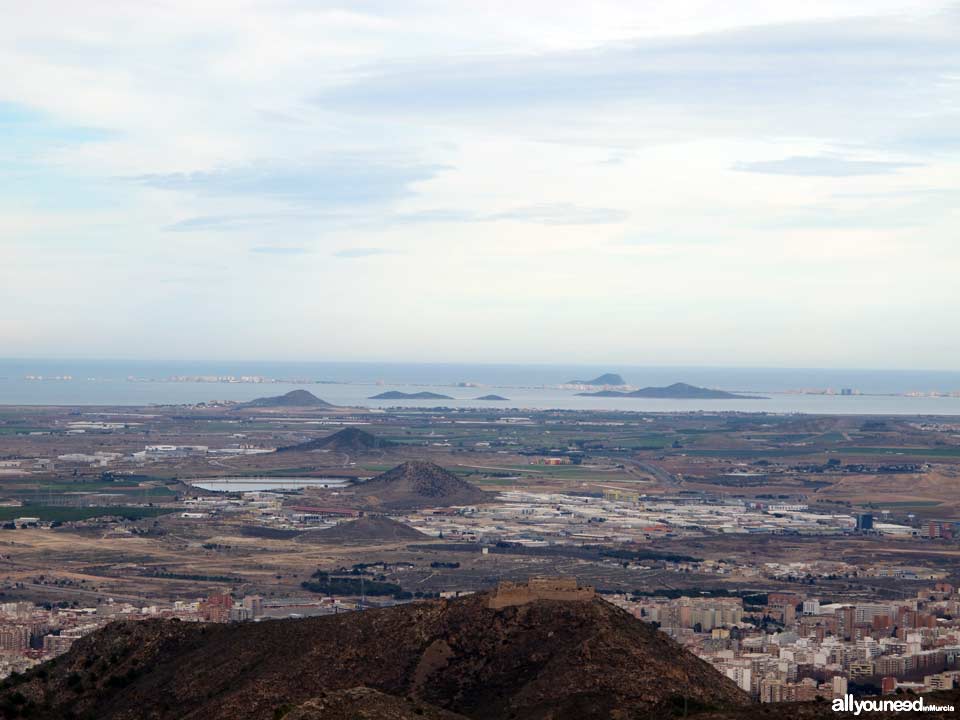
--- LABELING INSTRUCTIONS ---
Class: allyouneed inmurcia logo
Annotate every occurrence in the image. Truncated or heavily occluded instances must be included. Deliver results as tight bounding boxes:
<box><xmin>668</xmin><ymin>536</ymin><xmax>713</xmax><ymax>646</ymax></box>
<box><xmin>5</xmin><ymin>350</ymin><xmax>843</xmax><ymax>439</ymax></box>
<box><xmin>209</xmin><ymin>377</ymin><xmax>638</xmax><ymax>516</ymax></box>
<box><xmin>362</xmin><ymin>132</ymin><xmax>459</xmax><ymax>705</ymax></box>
<box><xmin>833</xmin><ymin>694</ymin><xmax>955</xmax><ymax>714</ymax></box>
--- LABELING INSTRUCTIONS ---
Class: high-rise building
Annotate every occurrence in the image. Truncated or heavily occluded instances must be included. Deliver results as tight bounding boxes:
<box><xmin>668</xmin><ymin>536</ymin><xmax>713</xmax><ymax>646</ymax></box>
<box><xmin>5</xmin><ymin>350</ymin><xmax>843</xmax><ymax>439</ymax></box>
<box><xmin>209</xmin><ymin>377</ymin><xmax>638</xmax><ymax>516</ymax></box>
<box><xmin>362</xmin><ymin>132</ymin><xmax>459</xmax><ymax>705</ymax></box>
<box><xmin>924</xmin><ymin>673</ymin><xmax>955</xmax><ymax>691</ymax></box>
<box><xmin>229</xmin><ymin>607</ymin><xmax>252</xmax><ymax>622</ymax></box>
<box><xmin>0</xmin><ymin>625</ymin><xmax>30</xmax><ymax>653</ymax></box>
<box><xmin>42</xmin><ymin>634</ymin><xmax>76</xmax><ymax>656</ymax></box>
<box><xmin>242</xmin><ymin>595</ymin><xmax>263</xmax><ymax>619</ymax></box>
<box><xmin>928</xmin><ymin>521</ymin><xmax>955</xmax><ymax>539</ymax></box>
<box><xmin>724</xmin><ymin>664</ymin><xmax>753</xmax><ymax>693</ymax></box>
<box><xmin>200</xmin><ymin>593</ymin><xmax>233</xmax><ymax>623</ymax></box>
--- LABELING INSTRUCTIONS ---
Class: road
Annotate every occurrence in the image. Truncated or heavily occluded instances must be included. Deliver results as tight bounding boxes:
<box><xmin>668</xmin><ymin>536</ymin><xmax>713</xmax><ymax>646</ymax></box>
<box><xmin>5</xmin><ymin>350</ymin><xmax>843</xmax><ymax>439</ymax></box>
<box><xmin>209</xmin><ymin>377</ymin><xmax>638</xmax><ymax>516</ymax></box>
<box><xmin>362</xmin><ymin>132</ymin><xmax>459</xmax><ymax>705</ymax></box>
<box><xmin>627</xmin><ymin>459</ymin><xmax>681</xmax><ymax>488</ymax></box>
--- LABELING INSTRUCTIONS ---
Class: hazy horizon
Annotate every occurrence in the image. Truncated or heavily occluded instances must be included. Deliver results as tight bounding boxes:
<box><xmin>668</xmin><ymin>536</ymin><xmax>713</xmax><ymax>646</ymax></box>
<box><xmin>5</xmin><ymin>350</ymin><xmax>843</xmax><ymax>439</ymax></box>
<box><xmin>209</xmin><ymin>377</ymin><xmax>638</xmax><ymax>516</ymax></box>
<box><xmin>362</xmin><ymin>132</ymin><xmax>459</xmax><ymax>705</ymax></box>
<box><xmin>3</xmin><ymin>1</ymin><xmax>959</xmax><ymax>368</ymax></box>
<box><xmin>2</xmin><ymin>355</ymin><xmax>960</xmax><ymax>374</ymax></box>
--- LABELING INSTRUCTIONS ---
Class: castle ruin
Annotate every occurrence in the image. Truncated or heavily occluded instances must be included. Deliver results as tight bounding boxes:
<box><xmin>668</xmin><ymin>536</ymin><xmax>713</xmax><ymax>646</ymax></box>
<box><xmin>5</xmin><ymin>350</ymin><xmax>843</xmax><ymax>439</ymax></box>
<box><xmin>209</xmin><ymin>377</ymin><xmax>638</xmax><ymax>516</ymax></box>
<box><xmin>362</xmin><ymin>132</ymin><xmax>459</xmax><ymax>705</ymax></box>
<box><xmin>487</xmin><ymin>576</ymin><xmax>595</xmax><ymax>609</ymax></box>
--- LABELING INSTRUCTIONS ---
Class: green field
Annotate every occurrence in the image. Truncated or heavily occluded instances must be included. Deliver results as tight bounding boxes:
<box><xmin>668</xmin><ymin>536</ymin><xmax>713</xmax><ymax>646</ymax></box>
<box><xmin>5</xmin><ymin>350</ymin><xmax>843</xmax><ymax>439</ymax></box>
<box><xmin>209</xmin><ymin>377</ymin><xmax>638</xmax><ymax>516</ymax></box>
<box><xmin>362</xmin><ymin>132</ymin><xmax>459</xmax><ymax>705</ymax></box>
<box><xmin>836</xmin><ymin>447</ymin><xmax>960</xmax><ymax>458</ymax></box>
<box><xmin>357</xmin><ymin>463</ymin><xmax>398</xmax><ymax>474</ymax></box>
<box><xmin>235</xmin><ymin>467</ymin><xmax>318</xmax><ymax>477</ymax></box>
<box><xmin>863</xmin><ymin>501</ymin><xmax>943</xmax><ymax>508</ymax></box>
<box><xmin>0</xmin><ymin>427</ymin><xmax>50</xmax><ymax>435</ymax></box>
<box><xmin>0</xmin><ymin>506</ymin><xmax>175</xmax><ymax>522</ymax></box>
<box><xmin>816</xmin><ymin>432</ymin><xmax>847</xmax><ymax>442</ymax></box>
<box><xmin>682</xmin><ymin>448</ymin><xmax>820</xmax><ymax>458</ymax></box>
<box><xmin>13</xmin><ymin>481</ymin><xmax>175</xmax><ymax>494</ymax></box>
<box><xmin>473</xmin><ymin>477</ymin><xmax>520</xmax><ymax>487</ymax></box>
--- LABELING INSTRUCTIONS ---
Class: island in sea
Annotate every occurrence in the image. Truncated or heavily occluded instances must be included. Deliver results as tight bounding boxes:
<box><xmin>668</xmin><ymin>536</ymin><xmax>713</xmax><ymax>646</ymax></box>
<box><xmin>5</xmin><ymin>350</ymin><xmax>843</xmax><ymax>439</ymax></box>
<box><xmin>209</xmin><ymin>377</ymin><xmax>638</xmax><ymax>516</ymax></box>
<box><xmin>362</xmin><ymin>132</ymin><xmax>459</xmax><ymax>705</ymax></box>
<box><xmin>476</xmin><ymin>394</ymin><xmax>510</xmax><ymax>401</ymax></box>
<box><xmin>369</xmin><ymin>391</ymin><xmax>454</xmax><ymax>400</ymax></box>
<box><xmin>566</xmin><ymin>373</ymin><xmax>626</xmax><ymax>386</ymax></box>
<box><xmin>239</xmin><ymin>389</ymin><xmax>333</xmax><ymax>408</ymax></box>
<box><xmin>577</xmin><ymin>382</ymin><xmax>767</xmax><ymax>400</ymax></box>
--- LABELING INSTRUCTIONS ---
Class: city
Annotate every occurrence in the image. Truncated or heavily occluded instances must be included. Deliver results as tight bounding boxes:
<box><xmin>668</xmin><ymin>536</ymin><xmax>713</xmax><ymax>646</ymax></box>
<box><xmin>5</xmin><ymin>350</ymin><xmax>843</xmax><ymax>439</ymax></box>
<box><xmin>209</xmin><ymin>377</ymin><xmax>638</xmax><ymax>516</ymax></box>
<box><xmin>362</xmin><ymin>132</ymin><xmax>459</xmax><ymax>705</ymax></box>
<box><xmin>0</xmin><ymin>396</ymin><xmax>958</xmax><ymax>714</ymax></box>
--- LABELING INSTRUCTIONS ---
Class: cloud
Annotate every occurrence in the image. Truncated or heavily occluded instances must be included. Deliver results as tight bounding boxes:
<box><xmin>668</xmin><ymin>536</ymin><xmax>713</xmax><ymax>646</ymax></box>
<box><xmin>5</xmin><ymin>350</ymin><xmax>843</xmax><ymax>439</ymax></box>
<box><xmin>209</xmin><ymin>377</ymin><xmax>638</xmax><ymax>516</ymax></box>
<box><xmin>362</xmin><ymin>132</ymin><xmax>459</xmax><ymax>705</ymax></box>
<box><xmin>485</xmin><ymin>203</ymin><xmax>628</xmax><ymax>224</ymax></box>
<box><xmin>0</xmin><ymin>102</ymin><xmax>116</xmax><ymax>149</ymax></box>
<box><xmin>5</xmin><ymin>1</ymin><xmax>959</xmax><ymax>368</ymax></box>
<box><xmin>333</xmin><ymin>247</ymin><xmax>396</xmax><ymax>258</ymax></box>
<box><xmin>393</xmin><ymin>204</ymin><xmax>628</xmax><ymax>225</ymax></box>
<box><xmin>164</xmin><ymin>215</ymin><xmax>269</xmax><ymax>233</ymax></box>
<box><xmin>732</xmin><ymin>156</ymin><xmax>922</xmax><ymax>177</ymax></box>
<box><xmin>315</xmin><ymin>12</ymin><xmax>960</xmax><ymax>152</ymax></box>
<box><xmin>251</xmin><ymin>246</ymin><xmax>308</xmax><ymax>255</ymax></box>
<box><xmin>162</xmin><ymin>203</ymin><xmax>627</xmax><ymax>233</ymax></box>
<box><xmin>131</xmin><ymin>156</ymin><xmax>446</xmax><ymax>206</ymax></box>
<box><xmin>753</xmin><ymin>207</ymin><xmax>925</xmax><ymax>230</ymax></box>
<box><xmin>164</xmin><ymin>212</ymin><xmax>344</xmax><ymax>233</ymax></box>
<box><xmin>332</xmin><ymin>19</ymin><xmax>935</xmax><ymax>114</ymax></box>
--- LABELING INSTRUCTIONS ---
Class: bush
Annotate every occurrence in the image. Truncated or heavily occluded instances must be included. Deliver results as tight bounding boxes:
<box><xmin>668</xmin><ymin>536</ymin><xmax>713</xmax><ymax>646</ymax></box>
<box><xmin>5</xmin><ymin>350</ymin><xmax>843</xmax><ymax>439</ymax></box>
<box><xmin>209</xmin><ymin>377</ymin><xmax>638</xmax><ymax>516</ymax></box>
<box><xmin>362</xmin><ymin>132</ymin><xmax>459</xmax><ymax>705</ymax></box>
<box><xmin>301</xmin><ymin>572</ymin><xmax>402</xmax><ymax>597</ymax></box>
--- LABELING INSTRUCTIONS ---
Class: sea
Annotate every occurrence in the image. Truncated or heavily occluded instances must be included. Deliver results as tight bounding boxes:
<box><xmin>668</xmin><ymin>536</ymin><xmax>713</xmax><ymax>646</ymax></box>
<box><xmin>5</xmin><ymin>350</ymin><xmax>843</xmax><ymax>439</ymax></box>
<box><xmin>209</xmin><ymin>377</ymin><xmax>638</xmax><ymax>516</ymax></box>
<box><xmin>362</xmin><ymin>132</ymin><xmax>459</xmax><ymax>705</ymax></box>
<box><xmin>2</xmin><ymin>359</ymin><xmax>960</xmax><ymax>416</ymax></box>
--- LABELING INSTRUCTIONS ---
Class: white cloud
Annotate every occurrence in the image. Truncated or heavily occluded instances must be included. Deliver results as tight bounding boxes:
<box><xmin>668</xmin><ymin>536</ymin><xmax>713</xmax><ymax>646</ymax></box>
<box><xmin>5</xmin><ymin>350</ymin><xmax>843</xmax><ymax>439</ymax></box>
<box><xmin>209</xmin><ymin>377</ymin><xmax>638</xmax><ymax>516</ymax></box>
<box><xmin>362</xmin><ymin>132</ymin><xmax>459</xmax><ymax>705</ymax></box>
<box><xmin>733</xmin><ymin>156</ymin><xmax>923</xmax><ymax>177</ymax></box>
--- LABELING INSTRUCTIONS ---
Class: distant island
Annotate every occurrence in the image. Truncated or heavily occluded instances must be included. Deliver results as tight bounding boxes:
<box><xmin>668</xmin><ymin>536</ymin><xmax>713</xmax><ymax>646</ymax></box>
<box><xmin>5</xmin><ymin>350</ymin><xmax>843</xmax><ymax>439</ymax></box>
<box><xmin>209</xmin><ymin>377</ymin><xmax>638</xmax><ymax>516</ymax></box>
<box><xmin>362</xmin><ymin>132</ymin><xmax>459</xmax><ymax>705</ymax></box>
<box><xmin>369</xmin><ymin>391</ymin><xmax>454</xmax><ymax>400</ymax></box>
<box><xmin>240</xmin><ymin>389</ymin><xmax>333</xmax><ymax>408</ymax></box>
<box><xmin>566</xmin><ymin>373</ymin><xmax>626</xmax><ymax>386</ymax></box>
<box><xmin>476</xmin><ymin>394</ymin><xmax>510</xmax><ymax>401</ymax></box>
<box><xmin>577</xmin><ymin>382</ymin><xmax>767</xmax><ymax>400</ymax></box>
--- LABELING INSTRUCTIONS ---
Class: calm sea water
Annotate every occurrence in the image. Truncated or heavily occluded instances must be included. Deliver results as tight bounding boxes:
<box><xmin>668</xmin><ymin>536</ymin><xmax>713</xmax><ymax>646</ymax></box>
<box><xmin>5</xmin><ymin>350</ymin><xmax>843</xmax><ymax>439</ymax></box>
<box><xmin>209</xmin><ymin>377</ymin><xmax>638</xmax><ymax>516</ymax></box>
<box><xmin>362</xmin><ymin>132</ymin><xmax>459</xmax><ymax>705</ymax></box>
<box><xmin>2</xmin><ymin>359</ymin><xmax>959</xmax><ymax>415</ymax></box>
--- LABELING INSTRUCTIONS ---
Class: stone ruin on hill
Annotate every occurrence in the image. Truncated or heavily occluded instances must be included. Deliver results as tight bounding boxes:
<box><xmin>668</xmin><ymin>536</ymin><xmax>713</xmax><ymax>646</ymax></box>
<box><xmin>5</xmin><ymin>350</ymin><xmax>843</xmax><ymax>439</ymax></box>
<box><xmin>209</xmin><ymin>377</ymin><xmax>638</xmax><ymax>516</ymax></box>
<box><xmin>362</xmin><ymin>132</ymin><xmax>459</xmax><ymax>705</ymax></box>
<box><xmin>487</xmin><ymin>576</ymin><xmax>595</xmax><ymax>609</ymax></box>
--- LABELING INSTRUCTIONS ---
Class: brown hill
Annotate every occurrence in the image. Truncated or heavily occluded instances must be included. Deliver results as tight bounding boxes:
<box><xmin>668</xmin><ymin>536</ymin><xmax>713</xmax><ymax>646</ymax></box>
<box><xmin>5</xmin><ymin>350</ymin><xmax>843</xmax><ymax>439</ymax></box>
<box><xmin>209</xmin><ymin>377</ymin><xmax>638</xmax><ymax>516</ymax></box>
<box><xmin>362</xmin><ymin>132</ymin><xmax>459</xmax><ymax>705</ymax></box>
<box><xmin>298</xmin><ymin>516</ymin><xmax>427</xmax><ymax>543</ymax></box>
<box><xmin>241</xmin><ymin>389</ymin><xmax>333</xmax><ymax>408</ymax></box>
<box><xmin>352</xmin><ymin>461</ymin><xmax>489</xmax><ymax>509</ymax></box>
<box><xmin>1</xmin><ymin>589</ymin><xmax>751</xmax><ymax>720</ymax></box>
<box><xmin>277</xmin><ymin>427</ymin><xmax>396</xmax><ymax>453</ymax></box>
<box><xmin>284</xmin><ymin>688</ymin><xmax>467</xmax><ymax>720</ymax></box>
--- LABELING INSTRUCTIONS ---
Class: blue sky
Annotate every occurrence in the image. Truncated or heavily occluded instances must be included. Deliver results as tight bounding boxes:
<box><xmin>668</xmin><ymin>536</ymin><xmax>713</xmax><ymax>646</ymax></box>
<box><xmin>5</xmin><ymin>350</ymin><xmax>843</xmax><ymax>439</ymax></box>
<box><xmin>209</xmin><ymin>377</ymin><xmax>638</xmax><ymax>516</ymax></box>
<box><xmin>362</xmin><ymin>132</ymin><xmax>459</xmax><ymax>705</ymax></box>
<box><xmin>1</xmin><ymin>0</ymin><xmax>958</xmax><ymax>367</ymax></box>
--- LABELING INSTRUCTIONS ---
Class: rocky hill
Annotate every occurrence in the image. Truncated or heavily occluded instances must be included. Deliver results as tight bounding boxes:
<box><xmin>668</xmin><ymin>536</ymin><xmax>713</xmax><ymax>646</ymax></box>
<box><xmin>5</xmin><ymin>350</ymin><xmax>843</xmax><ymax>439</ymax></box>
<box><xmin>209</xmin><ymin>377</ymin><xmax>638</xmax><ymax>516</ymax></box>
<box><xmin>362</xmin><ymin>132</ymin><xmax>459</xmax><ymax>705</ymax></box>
<box><xmin>0</xmin><ymin>590</ymin><xmax>751</xmax><ymax>720</ymax></box>
<box><xmin>351</xmin><ymin>461</ymin><xmax>489</xmax><ymax>510</ymax></box>
<box><xmin>298</xmin><ymin>515</ymin><xmax>427</xmax><ymax>543</ymax></box>
<box><xmin>283</xmin><ymin>688</ymin><xmax>467</xmax><ymax>719</ymax></box>
<box><xmin>240</xmin><ymin>389</ymin><xmax>333</xmax><ymax>408</ymax></box>
<box><xmin>277</xmin><ymin>427</ymin><xmax>395</xmax><ymax>453</ymax></box>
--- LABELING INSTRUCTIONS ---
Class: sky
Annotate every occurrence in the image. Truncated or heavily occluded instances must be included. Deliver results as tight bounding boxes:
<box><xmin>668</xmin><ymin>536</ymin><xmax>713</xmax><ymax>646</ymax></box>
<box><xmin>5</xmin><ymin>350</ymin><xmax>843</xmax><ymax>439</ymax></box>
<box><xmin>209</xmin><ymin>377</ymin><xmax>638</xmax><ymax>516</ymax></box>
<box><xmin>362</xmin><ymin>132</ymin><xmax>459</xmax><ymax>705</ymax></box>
<box><xmin>2</xmin><ymin>0</ymin><xmax>959</xmax><ymax>369</ymax></box>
